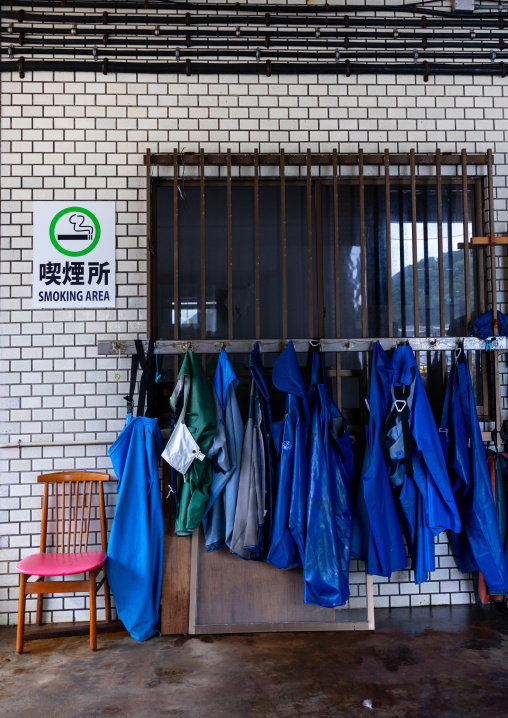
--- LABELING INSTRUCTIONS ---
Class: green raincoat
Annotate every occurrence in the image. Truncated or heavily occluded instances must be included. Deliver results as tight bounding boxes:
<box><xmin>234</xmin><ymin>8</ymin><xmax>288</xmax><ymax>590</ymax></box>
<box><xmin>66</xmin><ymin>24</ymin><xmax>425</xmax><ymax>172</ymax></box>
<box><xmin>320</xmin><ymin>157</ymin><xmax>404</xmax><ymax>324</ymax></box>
<box><xmin>162</xmin><ymin>350</ymin><xmax>216</xmax><ymax>535</ymax></box>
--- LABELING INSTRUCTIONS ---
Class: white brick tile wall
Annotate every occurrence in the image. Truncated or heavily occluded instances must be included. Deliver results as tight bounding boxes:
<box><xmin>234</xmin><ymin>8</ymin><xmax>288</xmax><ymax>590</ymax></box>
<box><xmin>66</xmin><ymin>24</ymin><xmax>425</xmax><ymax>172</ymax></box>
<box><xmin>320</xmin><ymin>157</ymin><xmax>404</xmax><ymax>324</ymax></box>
<box><xmin>1</xmin><ymin>57</ymin><xmax>508</xmax><ymax>625</ymax></box>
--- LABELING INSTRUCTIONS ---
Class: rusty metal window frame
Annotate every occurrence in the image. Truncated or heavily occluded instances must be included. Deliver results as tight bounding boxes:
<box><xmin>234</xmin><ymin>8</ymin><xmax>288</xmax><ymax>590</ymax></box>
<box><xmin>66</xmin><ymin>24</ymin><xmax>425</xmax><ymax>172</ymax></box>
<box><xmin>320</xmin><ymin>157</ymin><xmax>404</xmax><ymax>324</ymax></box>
<box><xmin>145</xmin><ymin>149</ymin><xmax>492</xmax><ymax>423</ymax></box>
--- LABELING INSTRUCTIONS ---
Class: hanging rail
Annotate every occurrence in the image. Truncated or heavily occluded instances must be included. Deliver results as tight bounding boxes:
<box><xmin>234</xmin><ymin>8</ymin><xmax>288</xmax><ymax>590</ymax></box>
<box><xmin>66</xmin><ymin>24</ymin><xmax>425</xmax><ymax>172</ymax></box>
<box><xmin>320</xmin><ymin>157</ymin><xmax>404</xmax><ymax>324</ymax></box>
<box><xmin>146</xmin><ymin>152</ymin><xmax>488</xmax><ymax>167</ymax></box>
<box><xmin>97</xmin><ymin>337</ymin><xmax>508</xmax><ymax>355</ymax></box>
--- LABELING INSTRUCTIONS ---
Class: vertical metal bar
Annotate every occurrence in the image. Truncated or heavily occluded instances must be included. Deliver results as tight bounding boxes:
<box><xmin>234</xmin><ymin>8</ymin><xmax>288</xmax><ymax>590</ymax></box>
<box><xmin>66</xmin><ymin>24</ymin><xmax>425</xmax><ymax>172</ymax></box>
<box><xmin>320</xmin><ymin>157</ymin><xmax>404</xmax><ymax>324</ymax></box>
<box><xmin>488</xmin><ymin>149</ymin><xmax>497</xmax><ymax>320</ymax></box>
<box><xmin>227</xmin><ymin>148</ymin><xmax>233</xmax><ymax>340</ymax></box>
<box><xmin>146</xmin><ymin>148</ymin><xmax>154</xmax><ymax>338</ymax></box>
<box><xmin>316</xmin><ymin>181</ymin><xmax>324</xmax><ymax>338</ymax></box>
<box><xmin>173</xmin><ymin>149</ymin><xmax>179</xmax><ymax>384</ymax></box>
<box><xmin>200</xmin><ymin>149</ymin><xmax>206</xmax><ymax>374</ymax></box>
<box><xmin>384</xmin><ymin>149</ymin><xmax>393</xmax><ymax>338</ymax></box>
<box><xmin>254</xmin><ymin>149</ymin><xmax>260</xmax><ymax>339</ymax></box>
<box><xmin>475</xmin><ymin>179</ymin><xmax>486</xmax><ymax>315</ymax></box>
<box><xmin>410</xmin><ymin>149</ymin><xmax>419</xmax><ymax>338</ymax></box>
<box><xmin>173</xmin><ymin>149</ymin><xmax>179</xmax><ymax>343</ymax></box>
<box><xmin>462</xmin><ymin>149</ymin><xmax>471</xmax><ymax>326</ymax></box>
<box><xmin>359</xmin><ymin>149</ymin><xmax>367</xmax><ymax>338</ymax></box>
<box><xmin>475</xmin><ymin>179</ymin><xmax>487</xmax><ymax>413</ymax></box>
<box><xmin>398</xmin><ymin>201</ymin><xmax>407</xmax><ymax>336</ymax></box>
<box><xmin>200</xmin><ymin>148</ymin><xmax>206</xmax><ymax>341</ymax></box>
<box><xmin>436</xmin><ymin>149</ymin><xmax>445</xmax><ymax>337</ymax></box>
<box><xmin>487</xmin><ymin>148</ymin><xmax>501</xmax><ymax>432</ymax></box>
<box><xmin>333</xmin><ymin>149</ymin><xmax>341</xmax><ymax>407</ymax></box>
<box><xmin>307</xmin><ymin>149</ymin><xmax>314</xmax><ymax>337</ymax></box>
<box><xmin>281</xmin><ymin>149</ymin><xmax>288</xmax><ymax>339</ymax></box>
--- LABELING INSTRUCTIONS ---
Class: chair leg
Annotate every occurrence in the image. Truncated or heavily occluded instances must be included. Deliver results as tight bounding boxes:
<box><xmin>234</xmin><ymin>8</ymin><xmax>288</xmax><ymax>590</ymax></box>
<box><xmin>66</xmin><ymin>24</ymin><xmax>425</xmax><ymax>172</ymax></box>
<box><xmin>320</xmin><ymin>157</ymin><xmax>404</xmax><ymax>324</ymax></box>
<box><xmin>16</xmin><ymin>573</ymin><xmax>27</xmax><ymax>654</ymax></box>
<box><xmin>103</xmin><ymin>568</ymin><xmax>112</xmax><ymax>623</ymax></box>
<box><xmin>36</xmin><ymin>578</ymin><xmax>44</xmax><ymax>625</ymax></box>
<box><xmin>89</xmin><ymin>569</ymin><xmax>97</xmax><ymax>651</ymax></box>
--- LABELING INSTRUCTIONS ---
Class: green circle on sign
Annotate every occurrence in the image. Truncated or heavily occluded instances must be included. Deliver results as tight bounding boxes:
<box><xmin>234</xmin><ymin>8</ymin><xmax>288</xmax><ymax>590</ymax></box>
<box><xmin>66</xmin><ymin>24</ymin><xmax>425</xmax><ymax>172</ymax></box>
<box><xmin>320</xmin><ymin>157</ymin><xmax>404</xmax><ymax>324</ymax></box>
<box><xmin>49</xmin><ymin>206</ymin><xmax>101</xmax><ymax>257</ymax></box>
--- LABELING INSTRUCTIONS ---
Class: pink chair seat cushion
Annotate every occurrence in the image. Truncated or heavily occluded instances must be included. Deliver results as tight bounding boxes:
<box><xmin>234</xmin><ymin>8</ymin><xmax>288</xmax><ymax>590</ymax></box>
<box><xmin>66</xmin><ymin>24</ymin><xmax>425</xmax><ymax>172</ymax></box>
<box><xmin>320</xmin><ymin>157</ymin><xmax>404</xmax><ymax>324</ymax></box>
<box><xmin>16</xmin><ymin>551</ymin><xmax>107</xmax><ymax>576</ymax></box>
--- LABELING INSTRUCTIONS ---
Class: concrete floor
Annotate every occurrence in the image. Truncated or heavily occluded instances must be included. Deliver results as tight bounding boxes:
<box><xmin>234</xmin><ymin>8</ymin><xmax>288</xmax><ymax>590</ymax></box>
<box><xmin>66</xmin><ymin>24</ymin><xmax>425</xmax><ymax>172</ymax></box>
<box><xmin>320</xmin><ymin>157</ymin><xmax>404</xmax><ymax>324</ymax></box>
<box><xmin>1</xmin><ymin>606</ymin><xmax>508</xmax><ymax>718</ymax></box>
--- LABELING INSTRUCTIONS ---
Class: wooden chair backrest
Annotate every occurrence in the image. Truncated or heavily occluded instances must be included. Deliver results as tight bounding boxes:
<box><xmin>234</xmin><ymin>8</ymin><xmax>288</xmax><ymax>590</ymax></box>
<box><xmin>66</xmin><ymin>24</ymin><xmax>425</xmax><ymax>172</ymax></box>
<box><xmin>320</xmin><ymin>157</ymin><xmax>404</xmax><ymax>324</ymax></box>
<box><xmin>37</xmin><ymin>471</ymin><xmax>110</xmax><ymax>554</ymax></box>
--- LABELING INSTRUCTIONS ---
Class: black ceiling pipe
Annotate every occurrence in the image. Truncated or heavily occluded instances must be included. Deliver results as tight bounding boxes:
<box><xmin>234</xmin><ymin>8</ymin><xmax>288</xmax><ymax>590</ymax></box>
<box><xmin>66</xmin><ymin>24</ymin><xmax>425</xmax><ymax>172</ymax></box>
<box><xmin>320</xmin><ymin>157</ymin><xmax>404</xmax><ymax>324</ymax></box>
<box><xmin>7</xmin><ymin>0</ymin><xmax>508</xmax><ymax>18</ymax></box>
<box><xmin>5</xmin><ymin>46</ymin><xmax>507</xmax><ymax>62</ymax></box>
<box><xmin>2</xmin><ymin>32</ymin><xmax>506</xmax><ymax>49</ymax></box>
<box><xmin>2</xmin><ymin>59</ymin><xmax>507</xmax><ymax>76</ymax></box>
<box><xmin>1</xmin><ymin>10</ymin><xmax>505</xmax><ymax>28</ymax></box>
<box><xmin>6</xmin><ymin>26</ymin><xmax>507</xmax><ymax>42</ymax></box>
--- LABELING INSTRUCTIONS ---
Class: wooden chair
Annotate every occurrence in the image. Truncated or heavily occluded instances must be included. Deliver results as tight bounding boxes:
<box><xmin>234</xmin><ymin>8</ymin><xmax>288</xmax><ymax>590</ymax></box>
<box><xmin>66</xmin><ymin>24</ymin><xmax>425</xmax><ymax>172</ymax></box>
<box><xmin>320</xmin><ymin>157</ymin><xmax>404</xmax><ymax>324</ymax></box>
<box><xmin>16</xmin><ymin>471</ymin><xmax>112</xmax><ymax>653</ymax></box>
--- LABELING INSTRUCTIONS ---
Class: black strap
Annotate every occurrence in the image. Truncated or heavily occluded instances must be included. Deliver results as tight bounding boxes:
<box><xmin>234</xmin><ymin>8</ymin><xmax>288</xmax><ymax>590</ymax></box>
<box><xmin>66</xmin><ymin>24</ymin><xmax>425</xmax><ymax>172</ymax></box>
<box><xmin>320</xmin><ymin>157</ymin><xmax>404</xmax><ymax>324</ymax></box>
<box><xmin>124</xmin><ymin>353</ymin><xmax>139</xmax><ymax>415</ymax></box>
<box><xmin>124</xmin><ymin>340</ymin><xmax>156</xmax><ymax>418</ymax></box>
<box><xmin>379</xmin><ymin>383</ymin><xmax>414</xmax><ymax>478</ymax></box>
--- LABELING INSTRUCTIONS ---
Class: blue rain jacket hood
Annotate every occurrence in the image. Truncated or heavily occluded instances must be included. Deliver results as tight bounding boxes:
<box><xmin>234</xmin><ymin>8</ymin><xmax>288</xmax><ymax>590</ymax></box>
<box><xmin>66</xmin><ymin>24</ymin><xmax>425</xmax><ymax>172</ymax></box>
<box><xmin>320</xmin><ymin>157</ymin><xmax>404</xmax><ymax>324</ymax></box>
<box><xmin>267</xmin><ymin>341</ymin><xmax>310</xmax><ymax>569</ymax></box>
<box><xmin>107</xmin><ymin>414</ymin><xmax>164</xmax><ymax>641</ymax></box>
<box><xmin>202</xmin><ymin>350</ymin><xmax>245</xmax><ymax>552</ymax></box>
<box><xmin>439</xmin><ymin>349</ymin><xmax>508</xmax><ymax>593</ymax></box>
<box><xmin>304</xmin><ymin>352</ymin><xmax>355</xmax><ymax>607</ymax></box>
<box><xmin>353</xmin><ymin>342</ymin><xmax>461</xmax><ymax>584</ymax></box>
<box><xmin>469</xmin><ymin>309</ymin><xmax>508</xmax><ymax>339</ymax></box>
<box><xmin>351</xmin><ymin>342</ymin><xmax>408</xmax><ymax>577</ymax></box>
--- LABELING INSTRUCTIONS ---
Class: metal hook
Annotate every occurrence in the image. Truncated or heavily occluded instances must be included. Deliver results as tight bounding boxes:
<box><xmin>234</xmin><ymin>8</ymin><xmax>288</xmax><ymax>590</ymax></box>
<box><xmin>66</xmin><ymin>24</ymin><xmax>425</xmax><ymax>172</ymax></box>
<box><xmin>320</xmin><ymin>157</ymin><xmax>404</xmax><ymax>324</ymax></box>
<box><xmin>181</xmin><ymin>342</ymin><xmax>192</xmax><ymax>353</ymax></box>
<box><xmin>8</xmin><ymin>45</ymin><xmax>14</xmax><ymax>59</ymax></box>
<box><xmin>256</xmin><ymin>47</ymin><xmax>261</xmax><ymax>63</ymax></box>
<box><xmin>92</xmin><ymin>45</ymin><xmax>99</xmax><ymax>62</ymax></box>
<box><xmin>214</xmin><ymin>341</ymin><xmax>226</xmax><ymax>352</ymax></box>
<box><xmin>335</xmin><ymin>48</ymin><xmax>340</xmax><ymax>63</ymax></box>
<box><xmin>176</xmin><ymin>47</ymin><xmax>180</xmax><ymax>62</ymax></box>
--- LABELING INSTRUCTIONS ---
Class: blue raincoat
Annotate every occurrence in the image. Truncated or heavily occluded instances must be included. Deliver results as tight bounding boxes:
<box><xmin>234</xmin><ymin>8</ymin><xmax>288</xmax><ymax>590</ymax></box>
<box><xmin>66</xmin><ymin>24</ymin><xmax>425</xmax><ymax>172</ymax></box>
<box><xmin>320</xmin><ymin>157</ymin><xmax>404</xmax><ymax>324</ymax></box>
<box><xmin>267</xmin><ymin>341</ymin><xmax>310</xmax><ymax>569</ymax></box>
<box><xmin>304</xmin><ymin>352</ymin><xmax>355</xmax><ymax>607</ymax></box>
<box><xmin>439</xmin><ymin>349</ymin><xmax>508</xmax><ymax>593</ymax></box>
<box><xmin>230</xmin><ymin>343</ymin><xmax>275</xmax><ymax>560</ymax></box>
<box><xmin>202</xmin><ymin>350</ymin><xmax>244</xmax><ymax>552</ymax></box>
<box><xmin>351</xmin><ymin>342</ymin><xmax>408</xmax><ymax>577</ymax></box>
<box><xmin>107</xmin><ymin>414</ymin><xmax>164</xmax><ymax>641</ymax></box>
<box><xmin>469</xmin><ymin>309</ymin><xmax>508</xmax><ymax>339</ymax></box>
<box><xmin>353</xmin><ymin>342</ymin><xmax>461</xmax><ymax>584</ymax></box>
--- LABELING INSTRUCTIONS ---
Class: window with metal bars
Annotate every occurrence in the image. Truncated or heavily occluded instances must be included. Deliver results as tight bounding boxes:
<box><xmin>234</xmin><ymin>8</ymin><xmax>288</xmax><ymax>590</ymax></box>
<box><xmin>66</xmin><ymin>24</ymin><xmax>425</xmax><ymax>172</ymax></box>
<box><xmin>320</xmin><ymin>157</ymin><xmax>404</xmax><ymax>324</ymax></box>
<box><xmin>148</xmin><ymin>151</ymin><xmax>488</xmax><ymax>429</ymax></box>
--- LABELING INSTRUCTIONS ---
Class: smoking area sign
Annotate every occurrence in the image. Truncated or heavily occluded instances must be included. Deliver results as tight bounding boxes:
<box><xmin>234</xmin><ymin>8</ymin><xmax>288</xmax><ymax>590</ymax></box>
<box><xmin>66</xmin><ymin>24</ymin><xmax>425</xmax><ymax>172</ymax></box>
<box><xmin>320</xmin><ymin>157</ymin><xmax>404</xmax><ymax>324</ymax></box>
<box><xmin>33</xmin><ymin>202</ymin><xmax>116</xmax><ymax>307</ymax></box>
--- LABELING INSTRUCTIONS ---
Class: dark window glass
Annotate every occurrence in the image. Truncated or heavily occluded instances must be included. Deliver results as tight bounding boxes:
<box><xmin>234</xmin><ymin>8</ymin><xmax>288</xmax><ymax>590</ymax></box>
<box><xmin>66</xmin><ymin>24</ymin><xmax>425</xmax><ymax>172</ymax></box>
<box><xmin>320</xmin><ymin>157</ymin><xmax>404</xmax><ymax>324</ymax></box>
<box><xmin>155</xmin><ymin>178</ymin><xmax>482</xmax><ymax>425</ymax></box>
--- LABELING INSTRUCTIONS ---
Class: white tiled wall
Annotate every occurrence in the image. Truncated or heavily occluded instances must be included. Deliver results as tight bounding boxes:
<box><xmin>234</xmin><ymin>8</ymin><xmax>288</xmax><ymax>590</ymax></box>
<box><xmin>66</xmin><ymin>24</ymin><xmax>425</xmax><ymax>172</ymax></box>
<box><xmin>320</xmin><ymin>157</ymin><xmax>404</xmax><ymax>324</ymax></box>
<box><xmin>1</xmin><ymin>66</ymin><xmax>508</xmax><ymax>625</ymax></box>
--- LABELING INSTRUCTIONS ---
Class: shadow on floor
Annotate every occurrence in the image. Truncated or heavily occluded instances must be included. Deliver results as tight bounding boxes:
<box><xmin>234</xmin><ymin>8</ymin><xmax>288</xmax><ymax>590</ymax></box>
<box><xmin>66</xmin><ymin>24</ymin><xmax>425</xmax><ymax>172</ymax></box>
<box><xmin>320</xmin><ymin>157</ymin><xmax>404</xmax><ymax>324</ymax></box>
<box><xmin>1</xmin><ymin>605</ymin><xmax>508</xmax><ymax>718</ymax></box>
